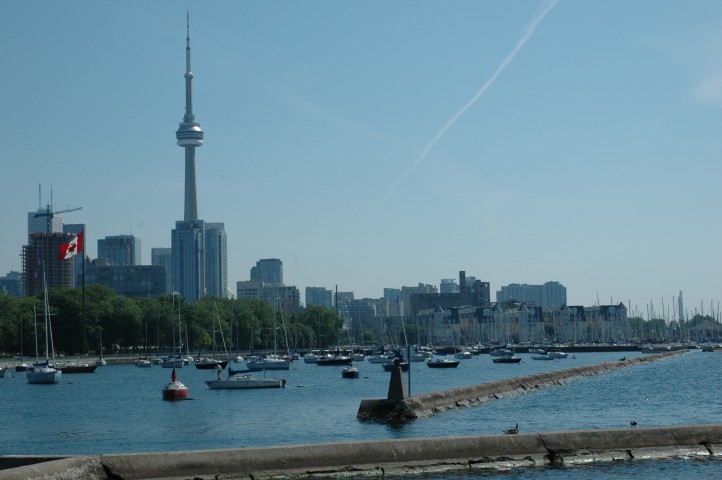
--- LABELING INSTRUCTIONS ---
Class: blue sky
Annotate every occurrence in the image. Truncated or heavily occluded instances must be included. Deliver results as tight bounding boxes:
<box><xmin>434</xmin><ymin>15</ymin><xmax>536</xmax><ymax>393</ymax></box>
<box><xmin>1</xmin><ymin>1</ymin><xmax>720</xmax><ymax>317</ymax></box>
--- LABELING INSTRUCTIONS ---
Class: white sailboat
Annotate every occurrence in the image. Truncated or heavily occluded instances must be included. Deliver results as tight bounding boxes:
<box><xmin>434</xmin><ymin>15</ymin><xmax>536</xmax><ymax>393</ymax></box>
<box><xmin>27</xmin><ymin>274</ymin><xmax>61</xmax><ymax>385</ymax></box>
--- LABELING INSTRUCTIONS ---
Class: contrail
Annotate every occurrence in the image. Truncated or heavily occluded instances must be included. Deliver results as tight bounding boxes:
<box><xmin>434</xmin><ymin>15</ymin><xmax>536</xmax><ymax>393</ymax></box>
<box><xmin>366</xmin><ymin>0</ymin><xmax>558</xmax><ymax>222</ymax></box>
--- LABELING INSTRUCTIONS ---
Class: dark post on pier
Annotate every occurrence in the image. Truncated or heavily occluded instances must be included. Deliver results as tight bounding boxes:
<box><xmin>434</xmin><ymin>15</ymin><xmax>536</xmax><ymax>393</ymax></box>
<box><xmin>357</xmin><ymin>358</ymin><xmax>407</xmax><ymax>419</ymax></box>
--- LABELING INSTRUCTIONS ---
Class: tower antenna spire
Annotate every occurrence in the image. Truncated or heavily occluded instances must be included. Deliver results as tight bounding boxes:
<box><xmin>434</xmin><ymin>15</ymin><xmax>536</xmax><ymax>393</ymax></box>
<box><xmin>176</xmin><ymin>11</ymin><xmax>204</xmax><ymax>222</ymax></box>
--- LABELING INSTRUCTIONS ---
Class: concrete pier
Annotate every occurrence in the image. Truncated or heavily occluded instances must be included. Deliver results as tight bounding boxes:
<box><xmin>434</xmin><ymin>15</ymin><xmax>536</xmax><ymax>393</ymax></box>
<box><xmin>2</xmin><ymin>424</ymin><xmax>722</xmax><ymax>479</ymax></box>
<box><xmin>357</xmin><ymin>350</ymin><xmax>685</xmax><ymax>421</ymax></box>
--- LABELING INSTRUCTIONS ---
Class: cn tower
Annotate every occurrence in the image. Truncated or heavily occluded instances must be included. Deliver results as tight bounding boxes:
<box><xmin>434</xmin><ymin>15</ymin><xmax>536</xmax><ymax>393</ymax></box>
<box><xmin>176</xmin><ymin>12</ymin><xmax>204</xmax><ymax>222</ymax></box>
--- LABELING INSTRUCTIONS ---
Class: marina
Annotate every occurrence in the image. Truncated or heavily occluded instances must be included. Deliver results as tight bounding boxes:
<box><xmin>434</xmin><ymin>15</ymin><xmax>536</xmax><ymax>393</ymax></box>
<box><xmin>1</xmin><ymin>349</ymin><xmax>719</xmax><ymax>456</ymax></box>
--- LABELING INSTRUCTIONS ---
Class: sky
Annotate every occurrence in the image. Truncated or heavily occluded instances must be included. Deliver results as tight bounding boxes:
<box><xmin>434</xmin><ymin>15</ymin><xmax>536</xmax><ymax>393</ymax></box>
<box><xmin>1</xmin><ymin>1</ymin><xmax>720</xmax><ymax>318</ymax></box>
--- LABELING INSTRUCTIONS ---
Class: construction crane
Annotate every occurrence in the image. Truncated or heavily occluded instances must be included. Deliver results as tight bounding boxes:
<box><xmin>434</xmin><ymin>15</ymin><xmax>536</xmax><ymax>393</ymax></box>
<box><xmin>33</xmin><ymin>185</ymin><xmax>82</xmax><ymax>234</ymax></box>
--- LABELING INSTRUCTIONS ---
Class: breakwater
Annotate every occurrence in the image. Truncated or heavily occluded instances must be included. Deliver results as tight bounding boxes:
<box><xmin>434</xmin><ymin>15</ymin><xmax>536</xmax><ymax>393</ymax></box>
<box><xmin>2</xmin><ymin>424</ymin><xmax>722</xmax><ymax>480</ymax></box>
<box><xmin>358</xmin><ymin>350</ymin><xmax>685</xmax><ymax>420</ymax></box>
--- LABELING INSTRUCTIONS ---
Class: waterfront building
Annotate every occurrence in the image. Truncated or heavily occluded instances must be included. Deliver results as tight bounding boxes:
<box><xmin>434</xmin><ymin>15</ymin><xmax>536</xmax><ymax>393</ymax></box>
<box><xmin>440</xmin><ymin>279</ymin><xmax>459</xmax><ymax>294</ymax></box>
<box><xmin>250</xmin><ymin>258</ymin><xmax>283</xmax><ymax>285</ymax></box>
<box><xmin>97</xmin><ymin>235</ymin><xmax>140</xmax><ymax>266</ymax></box>
<box><xmin>151</xmin><ymin>248</ymin><xmax>172</xmax><ymax>294</ymax></box>
<box><xmin>305</xmin><ymin>286</ymin><xmax>333</xmax><ymax>308</ymax></box>
<box><xmin>236</xmin><ymin>280</ymin><xmax>301</xmax><ymax>314</ymax></box>
<box><xmin>496</xmin><ymin>281</ymin><xmax>567</xmax><ymax>310</ymax></box>
<box><xmin>85</xmin><ymin>264</ymin><xmax>166</xmax><ymax>298</ymax></box>
<box><xmin>410</xmin><ymin>271</ymin><xmax>490</xmax><ymax>319</ymax></box>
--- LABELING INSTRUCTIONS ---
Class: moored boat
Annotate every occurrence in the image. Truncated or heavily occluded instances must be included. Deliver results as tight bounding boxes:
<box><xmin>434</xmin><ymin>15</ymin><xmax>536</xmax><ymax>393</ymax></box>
<box><xmin>492</xmin><ymin>355</ymin><xmax>522</xmax><ymax>364</ymax></box>
<box><xmin>162</xmin><ymin>368</ymin><xmax>188</xmax><ymax>401</ymax></box>
<box><xmin>341</xmin><ymin>365</ymin><xmax>359</xmax><ymax>378</ymax></box>
<box><xmin>194</xmin><ymin>358</ymin><xmax>229</xmax><ymax>369</ymax></box>
<box><xmin>205</xmin><ymin>373</ymin><xmax>285</xmax><ymax>389</ymax></box>
<box><xmin>246</xmin><ymin>355</ymin><xmax>292</xmax><ymax>370</ymax></box>
<box><xmin>0</xmin><ymin>367</ymin><xmax>8</xmax><ymax>378</ymax></box>
<box><xmin>315</xmin><ymin>354</ymin><xmax>353</xmax><ymax>366</ymax></box>
<box><xmin>55</xmin><ymin>362</ymin><xmax>97</xmax><ymax>373</ymax></box>
<box><xmin>426</xmin><ymin>357</ymin><xmax>460</xmax><ymax>368</ymax></box>
<box><xmin>136</xmin><ymin>359</ymin><xmax>152</xmax><ymax>368</ymax></box>
<box><xmin>532</xmin><ymin>354</ymin><xmax>554</xmax><ymax>361</ymax></box>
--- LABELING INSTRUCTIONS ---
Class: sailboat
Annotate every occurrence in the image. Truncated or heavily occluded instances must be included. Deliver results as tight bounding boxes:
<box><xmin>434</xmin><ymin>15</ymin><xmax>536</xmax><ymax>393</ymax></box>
<box><xmin>27</xmin><ymin>274</ymin><xmax>61</xmax><ymax>384</ymax></box>
<box><xmin>136</xmin><ymin>320</ymin><xmax>152</xmax><ymax>367</ymax></box>
<box><xmin>246</xmin><ymin>285</ymin><xmax>292</xmax><ymax>371</ymax></box>
<box><xmin>161</xmin><ymin>295</ymin><xmax>184</xmax><ymax>368</ymax></box>
<box><xmin>195</xmin><ymin>301</ymin><xmax>229</xmax><ymax>369</ymax></box>
<box><xmin>15</xmin><ymin>317</ymin><xmax>30</xmax><ymax>372</ymax></box>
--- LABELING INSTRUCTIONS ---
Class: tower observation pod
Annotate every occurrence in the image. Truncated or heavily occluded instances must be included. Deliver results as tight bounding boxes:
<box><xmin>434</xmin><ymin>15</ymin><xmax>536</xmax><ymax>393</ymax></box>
<box><xmin>176</xmin><ymin>12</ymin><xmax>204</xmax><ymax>222</ymax></box>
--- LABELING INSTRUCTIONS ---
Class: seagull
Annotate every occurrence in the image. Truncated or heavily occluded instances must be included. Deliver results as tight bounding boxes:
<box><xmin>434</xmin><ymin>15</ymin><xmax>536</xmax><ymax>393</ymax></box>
<box><xmin>503</xmin><ymin>423</ymin><xmax>519</xmax><ymax>435</ymax></box>
<box><xmin>630</xmin><ymin>421</ymin><xmax>638</xmax><ymax>427</ymax></box>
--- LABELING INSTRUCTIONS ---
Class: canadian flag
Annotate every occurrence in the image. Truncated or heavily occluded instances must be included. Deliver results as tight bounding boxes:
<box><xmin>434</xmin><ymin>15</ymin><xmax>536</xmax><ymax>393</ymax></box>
<box><xmin>58</xmin><ymin>231</ymin><xmax>83</xmax><ymax>260</ymax></box>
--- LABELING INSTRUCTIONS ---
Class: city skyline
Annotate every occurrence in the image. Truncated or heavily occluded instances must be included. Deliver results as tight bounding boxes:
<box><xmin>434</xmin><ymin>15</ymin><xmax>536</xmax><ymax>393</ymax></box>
<box><xmin>1</xmin><ymin>2</ymin><xmax>720</xmax><ymax>312</ymax></box>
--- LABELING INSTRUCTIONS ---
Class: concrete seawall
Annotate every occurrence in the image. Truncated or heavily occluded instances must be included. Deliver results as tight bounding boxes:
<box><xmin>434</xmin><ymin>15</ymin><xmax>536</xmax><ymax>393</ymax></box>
<box><xmin>2</xmin><ymin>424</ymin><xmax>722</xmax><ymax>480</ymax></box>
<box><xmin>358</xmin><ymin>350</ymin><xmax>686</xmax><ymax>420</ymax></box>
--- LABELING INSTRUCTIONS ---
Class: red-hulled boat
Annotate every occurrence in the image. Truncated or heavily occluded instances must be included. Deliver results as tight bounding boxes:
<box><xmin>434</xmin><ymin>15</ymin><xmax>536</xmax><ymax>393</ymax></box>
<box><xmin>162</xmin><ymin>368</ymin><xmax>189</xmax><ymax>401</ymax></box>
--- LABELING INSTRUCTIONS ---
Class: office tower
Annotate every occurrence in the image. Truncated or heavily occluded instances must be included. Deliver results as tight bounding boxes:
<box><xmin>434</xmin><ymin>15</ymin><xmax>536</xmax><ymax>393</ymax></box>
<box><xmin>172</xmin><ymin>219</ymin><xmax>205</xmax><ymax>301</ymax></box>
<box><xmin>152</xmin><ymin>248</ymin><xmax>173</xmax><ymax>294</ymax></box>
<box><xmin>85</xmin><ymin>265</ymin><xmax>166</xmax><ymax>298</ymax></box>
<box><xmin>250</xmin><ymin>259</ymin><xmax>283</xmax><ymax>285</ymax></box>
<box><xmin>97</xmin><ymin>235</ymin><xmax>140</xmax><ymax>266</ymax></box>
<box><xmin>204</xmin><ymin>222</ymin><xmax>227</xmax><ymax>298</ymax></box>
<box><xmin>0</xmin><ymin>271</ymin><xmax>23</xmax><ymax>298</ymax></box>
<box><xmin>440</xmin><ymin>279</ymin><xmax>460</xmax><ymax>294</ymax></box>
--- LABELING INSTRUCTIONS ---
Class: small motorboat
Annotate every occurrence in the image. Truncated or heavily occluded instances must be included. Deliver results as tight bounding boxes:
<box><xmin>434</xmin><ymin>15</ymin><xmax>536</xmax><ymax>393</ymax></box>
<box><xmin>341</xmin><ymin>365</ymin><xmax>359</xmax><ymax>378</ymax></box>
<box><xmin>205</xmin><ymin>373</ymin><xmax>285</xmax><ymax>389</ymax></box>
<box><xmin>492</xmin><ymin>355</ymin><xmax>522</xmax><ymax>364</ymax></box>
<box><xmin>55</xmin><ymin>362</ymin><xmax>98</xmax><ymax>373</ymax></box>
<box><xmin>136</xmin><ymin>359</ymin><xmax>152</xmax><ymax>368</ymax></box>
<box><xmin>532</xmin><ymin>354</ymin><xmax>554</xmax><ymax>361</ymax></box>
<box><xmin>426</xmin><ymin>357</ymin><xmax>460</xmax><ymax>368</ymax></box>
<box><xmin>162</xmin><ymin>368</ymin><xmax>188</xmax><ymax>401</ymax></box>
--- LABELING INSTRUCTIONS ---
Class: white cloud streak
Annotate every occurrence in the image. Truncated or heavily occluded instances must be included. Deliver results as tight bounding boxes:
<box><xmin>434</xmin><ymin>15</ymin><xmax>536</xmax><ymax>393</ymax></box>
<box><xmin>366</xmin><ymin>0</ymin><xmax>558</xmax><ymax>222</ymax></box>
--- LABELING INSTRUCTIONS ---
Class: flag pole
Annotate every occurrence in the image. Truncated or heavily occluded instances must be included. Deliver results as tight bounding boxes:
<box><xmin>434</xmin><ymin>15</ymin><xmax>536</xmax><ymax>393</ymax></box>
<box><xmin>82</xmin><ymin>229</ymin><xmax>86</xmax><ymax>354</ymax></box>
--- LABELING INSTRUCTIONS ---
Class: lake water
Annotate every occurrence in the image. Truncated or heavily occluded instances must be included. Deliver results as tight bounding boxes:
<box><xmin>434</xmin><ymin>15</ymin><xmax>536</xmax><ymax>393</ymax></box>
<box><xmin>2</xmin><ymin>349</ymin><xmax>720</xmax><ymax>478</ymax></box>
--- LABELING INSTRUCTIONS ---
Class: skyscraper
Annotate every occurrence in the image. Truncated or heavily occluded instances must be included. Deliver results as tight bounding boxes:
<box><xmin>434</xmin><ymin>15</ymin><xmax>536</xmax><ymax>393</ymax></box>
<box><xmin>250</xmin><ymin>259</ymin><xmax>283</xmax><ymax>285</ymax></box>
<box><xmin>98</xmin><ymin>235</ymin><xmax>140</xmax><ymax>266</ymax></box>
<box><xmin>151</xmin><ymin>247</ymin><xmax>172</xmax><ymax>294</ymax></box>
<box><xmin>204</xmin><ymin>222</ymin><xmax>227</xmax><ymax>298</ymax></box>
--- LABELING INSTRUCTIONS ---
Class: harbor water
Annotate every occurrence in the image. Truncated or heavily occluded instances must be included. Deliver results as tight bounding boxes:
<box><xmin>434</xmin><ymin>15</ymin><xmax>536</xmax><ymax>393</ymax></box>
<box><xmin>2</xmin><ymin>349</ymin><xmax>721</xmax><ymax>478</ymax></box>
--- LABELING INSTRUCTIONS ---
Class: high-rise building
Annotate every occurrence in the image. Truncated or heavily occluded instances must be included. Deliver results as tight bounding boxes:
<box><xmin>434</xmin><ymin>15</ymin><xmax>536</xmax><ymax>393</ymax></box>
<box><xmin>172</xmin><ymin>219</ymin><xmax>205</xmax><ymax>301</ymax></box>
<box><xmin>250</xmin><ymin>259</ymin><xmax>283</xmax><ymax>285</ymax></box>
<box><xmin>204</xmin><ymin>222</ymin><xmax>227</xmax><ymax>298</ymax></box>
<box><xmin>496</xmin><ymin>281</ymin><xmax>567</xmax><ymax>310</ymax></box>
<box><xmin>22</xmin><ymin>232</ymin><xmax>77</xmax><ymax>296</ymax></box>
<box><xmin>0</xmin><ymin>271</ymin><xmax>23</xmax><ymax>298</ymax></box>
<box><xmin>152</xmin><ymin>247</ymin><xmax>172</xmax><ymax>294</ymax></box>
<box><xmin>86</xmin><ymin>264</ymin><xmax>166</xmax><ymax>298</ymax></box>
<box><xmin>305</xmin><ymin>287</ymin><xmax>333</xmax><ymax>308</ymax></box>
<box><xmin>440</xmin><ymin>279</ymin><xmax>459</xmax><ymax>294</ymax></box>
<box><xmin>98</xmin><ymin>235</ymin><xmax>140</xmax><ymax>266</ymax></box>
<box><xmin>28</xmin><ymin>209</ymin><xmax>62</xmax><ymax>239</ymax></box>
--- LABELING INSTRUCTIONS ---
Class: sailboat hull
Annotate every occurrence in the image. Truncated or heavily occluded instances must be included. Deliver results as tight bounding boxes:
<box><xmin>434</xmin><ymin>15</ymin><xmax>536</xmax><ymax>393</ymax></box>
<box><xmin>27</xmin><ymin>367</ymin><xmax>61</xmax><ymax>384</ymax></box>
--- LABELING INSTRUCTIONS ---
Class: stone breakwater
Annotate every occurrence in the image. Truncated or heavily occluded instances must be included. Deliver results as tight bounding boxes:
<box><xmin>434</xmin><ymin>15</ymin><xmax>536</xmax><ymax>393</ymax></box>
<box><xmin>2</xmin><ymin>424</ymin><xmax>722</xmax><ymax>480</ymax></box>
<box><xmin>358</xmin><ymin>350</ymin><xmax>686</xmax><ymax>421</ymax></box>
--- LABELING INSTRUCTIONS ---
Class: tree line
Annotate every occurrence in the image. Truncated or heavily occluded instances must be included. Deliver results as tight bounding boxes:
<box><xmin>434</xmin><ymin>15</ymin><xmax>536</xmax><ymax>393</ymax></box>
<box><xmin>0</xmin><ymin>285</ymin><xmax>344</xmax><ymax>359</ymax></box>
